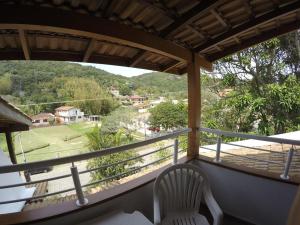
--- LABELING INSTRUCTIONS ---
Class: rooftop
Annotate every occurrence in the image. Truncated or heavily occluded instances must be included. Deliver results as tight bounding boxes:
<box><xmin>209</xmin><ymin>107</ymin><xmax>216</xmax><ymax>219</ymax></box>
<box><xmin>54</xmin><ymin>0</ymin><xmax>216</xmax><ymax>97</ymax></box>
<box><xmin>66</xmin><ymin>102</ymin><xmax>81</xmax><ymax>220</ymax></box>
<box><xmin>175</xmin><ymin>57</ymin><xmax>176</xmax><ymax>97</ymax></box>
<box><xmin>0</xmin><ymin>1</ymin><xmax>299</xmax><ymax>73</ymax></box>
<box><xmin>55</xmin><ymin>106</ymin><xmax>76</xmax><ymax>111</ymax></box>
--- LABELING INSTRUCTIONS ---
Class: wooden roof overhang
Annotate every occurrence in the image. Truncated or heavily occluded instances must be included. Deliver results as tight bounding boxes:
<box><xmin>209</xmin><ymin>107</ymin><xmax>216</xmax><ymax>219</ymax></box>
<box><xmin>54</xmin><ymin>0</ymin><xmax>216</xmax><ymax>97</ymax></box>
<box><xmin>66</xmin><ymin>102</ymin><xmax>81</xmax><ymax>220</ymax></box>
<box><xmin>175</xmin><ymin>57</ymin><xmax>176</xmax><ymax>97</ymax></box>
<box><xmin>0</xmin><ymin>97</ymin><xmax>32</xmax><ymax>132</ymax></box>
<box><xmin>0</xmin><ymin>0</ymin><xmax>299</xmax><ymax>74</ymax></box>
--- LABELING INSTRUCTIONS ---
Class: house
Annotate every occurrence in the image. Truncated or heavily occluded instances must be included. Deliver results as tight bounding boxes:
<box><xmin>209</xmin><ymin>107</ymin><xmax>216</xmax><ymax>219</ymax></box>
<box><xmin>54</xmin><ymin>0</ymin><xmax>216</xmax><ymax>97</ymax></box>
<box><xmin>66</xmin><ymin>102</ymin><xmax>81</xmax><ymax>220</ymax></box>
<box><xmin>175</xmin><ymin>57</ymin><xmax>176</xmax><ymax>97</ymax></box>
<box><xmin>31</xmin><ymin>113</ymin><xmax>55</xmax><ymax>126</ymax></box>
<box><xmin>86</xmin><ymin>115</ymin><xmax>100</xmax><ymax>122</ymax></box>
<box><xmin>55</xmin><ymin>106</ymin><xmax>84</xmax><ymax>124</ymax></box>
<box><xmin>129</xmin><ymin>95</ymin><xmax>148</xmax><ymax>104</ymax></box>
<box><xmin>218</xmin><ymin>88</ymin><xmax>233</xmax><ymax>97</ymax></box>
<box><xmin>110</xmin><ymin>87</ymin><xmax>120</xmax><ymax>97</ymax></box>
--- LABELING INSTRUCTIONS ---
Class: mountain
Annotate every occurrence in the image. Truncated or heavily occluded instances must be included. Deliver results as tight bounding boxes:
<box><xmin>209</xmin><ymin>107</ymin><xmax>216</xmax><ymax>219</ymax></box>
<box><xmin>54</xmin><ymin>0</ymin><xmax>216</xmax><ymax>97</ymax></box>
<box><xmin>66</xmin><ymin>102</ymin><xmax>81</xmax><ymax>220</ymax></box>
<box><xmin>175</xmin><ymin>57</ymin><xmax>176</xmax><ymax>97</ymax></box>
<box><xmin>0</xmin><ymin>61</ymin><xmax>188</xmax><ymax>98</ymax></box>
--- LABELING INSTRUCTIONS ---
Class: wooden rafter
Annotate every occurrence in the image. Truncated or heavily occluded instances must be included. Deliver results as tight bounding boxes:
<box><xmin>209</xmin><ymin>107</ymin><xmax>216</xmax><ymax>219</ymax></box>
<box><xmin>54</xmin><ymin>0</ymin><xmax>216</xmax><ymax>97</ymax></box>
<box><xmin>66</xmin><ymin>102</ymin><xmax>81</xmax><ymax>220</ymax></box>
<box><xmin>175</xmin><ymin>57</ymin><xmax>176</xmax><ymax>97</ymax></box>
<box><xmin>160</xmin><ymin>0</ymin><xmax>222</xmax><ymax>37</ymax></box>
<box><xmin>139</xmin><ymin>0</ymin><xmax>179</xmax><ymax>20</ymax></box>
<box><xmin>0</xmin><ymin>4</ymin><xmax>191</xmax><ymax>62</ymax></box>
<box><xmin>207</xmin><ymin>20</ymin><xmax>300</xmax><ymax>61</ymax></box>
<box><xmin>83</xmin><ymin>39</ymin><xmax>96</xmax><ymax>62</ymax></box>
<box><xmin>129</xmin><ymin>50</ymin><xmax>147</xmax><ymax>67</ymax></box>
<box><xmin>194</xmin><ymin>1</ymin><xmax>300</xmax><ymax>52</ymax></box>
<box><xmin>210</xmin><ymin>9</ymin><xmax>229</xmax><ymax>28</ymax></box>
<box><xmin>162</xmin><ymin>61</ymin><xmax>183</xmax><ymax>73</ymax></box>
<box><xmin>241</xmin><ymin>0</ymin><xmax>255</xmax><ymax>19</ymax></box>
<box><xmin>18</xmin><ymin>29</ymin><xmax>30</xmax><ymax>60</ymax></box>
<box><xmin>186</xmin><ymin>25</ymin><xmax>207</xmax><ymax>40</ymax></box>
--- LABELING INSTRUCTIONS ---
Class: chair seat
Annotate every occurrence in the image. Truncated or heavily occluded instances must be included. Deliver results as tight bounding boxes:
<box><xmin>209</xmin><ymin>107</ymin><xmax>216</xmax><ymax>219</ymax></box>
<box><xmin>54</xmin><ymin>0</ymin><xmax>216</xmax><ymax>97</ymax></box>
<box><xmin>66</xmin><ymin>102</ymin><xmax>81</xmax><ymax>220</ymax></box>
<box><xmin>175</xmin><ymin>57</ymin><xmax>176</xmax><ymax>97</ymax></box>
<box><xmin>162</xmin><ymin>212</ymin><xmax>209</xmax><ymax>225</ymax></box>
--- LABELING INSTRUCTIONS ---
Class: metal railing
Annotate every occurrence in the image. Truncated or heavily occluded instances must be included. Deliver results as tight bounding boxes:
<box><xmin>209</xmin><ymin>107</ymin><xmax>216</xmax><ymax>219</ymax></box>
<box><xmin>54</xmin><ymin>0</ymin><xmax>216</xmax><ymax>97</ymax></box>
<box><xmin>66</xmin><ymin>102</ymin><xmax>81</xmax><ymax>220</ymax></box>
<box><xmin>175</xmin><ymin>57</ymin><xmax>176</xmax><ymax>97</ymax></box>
<box><xmin>199</xmin><ymin>127</ymin><xmax>300</xmax><ymax>180</ymax></box>
<box><xmin>0</xmin><ymin>128</ymin><xmax>190</xmax><ymax>207</ymax></box>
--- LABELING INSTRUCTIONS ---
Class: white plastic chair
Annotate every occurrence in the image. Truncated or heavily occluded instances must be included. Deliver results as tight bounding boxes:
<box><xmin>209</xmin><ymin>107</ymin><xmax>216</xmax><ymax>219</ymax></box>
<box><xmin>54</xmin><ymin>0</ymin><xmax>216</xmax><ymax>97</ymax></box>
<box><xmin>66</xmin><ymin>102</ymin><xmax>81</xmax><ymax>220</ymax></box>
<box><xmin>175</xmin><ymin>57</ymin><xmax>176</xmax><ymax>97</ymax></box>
<box><xmin>153</xmin><ymin>164</ymin><xmax>223</xmax><ymax>225</ymax></box>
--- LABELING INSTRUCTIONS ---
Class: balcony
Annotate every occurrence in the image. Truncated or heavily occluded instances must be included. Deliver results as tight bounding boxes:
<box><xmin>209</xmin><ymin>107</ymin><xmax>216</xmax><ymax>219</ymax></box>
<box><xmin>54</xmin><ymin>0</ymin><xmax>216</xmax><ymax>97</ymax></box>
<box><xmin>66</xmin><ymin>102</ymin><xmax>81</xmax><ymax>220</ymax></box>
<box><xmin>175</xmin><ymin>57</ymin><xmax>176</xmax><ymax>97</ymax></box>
<box><xmin>0</xmin><ymin>128</ymin><xmax>299</xmax><ymax>225</ymax></box>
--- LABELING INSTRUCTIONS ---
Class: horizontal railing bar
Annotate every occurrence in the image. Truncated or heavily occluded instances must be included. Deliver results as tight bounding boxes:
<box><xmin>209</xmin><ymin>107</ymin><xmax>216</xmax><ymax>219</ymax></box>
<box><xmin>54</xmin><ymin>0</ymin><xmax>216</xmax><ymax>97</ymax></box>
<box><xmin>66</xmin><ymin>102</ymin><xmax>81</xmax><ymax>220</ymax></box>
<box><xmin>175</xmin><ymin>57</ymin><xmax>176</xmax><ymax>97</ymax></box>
<box><xmin>201</xmin><ymin>137</ymin><xmax>217</xmax><ymax>143</ymax></box>
<box><xmin>82</xmin><ymin>152</ymin><xmax>174</xmax><ymax>188</ymax></box>
<box><xmin>1</xmin><ymin>148</ymin><xmax>187</xmax><ymax>204</ymax></box>
<box><xmin>0</xmin><ymin>128</ymin><xmax>191</xmax><ymax>173</ymax></box>
<box><xmin>0</xmin><ymin>173</ymin><xmax>72</xmax><ymax>189</ymax></box>
<box><xmin>0</xmin><ymin>187</ymin><xmax>75</xmax><ymax>205</ymax></box>
<box><xmin>201</xmin><ymin>146</ymin><xmax>282</xmax><ymax>165</ymax></box>
<box><xmin>79</xmin><ymin>144</ymin><xmax>174</xmax><ymax>174</ymax></box>
<box><xmin>200</xmin><ymin>127</ymin><xmax>300</xmax><ymax>146</ymax></box>
<box><xmin>222</xmin><ymin>142</ymin><xmax>285</xmax><ymax>155</ymax></box>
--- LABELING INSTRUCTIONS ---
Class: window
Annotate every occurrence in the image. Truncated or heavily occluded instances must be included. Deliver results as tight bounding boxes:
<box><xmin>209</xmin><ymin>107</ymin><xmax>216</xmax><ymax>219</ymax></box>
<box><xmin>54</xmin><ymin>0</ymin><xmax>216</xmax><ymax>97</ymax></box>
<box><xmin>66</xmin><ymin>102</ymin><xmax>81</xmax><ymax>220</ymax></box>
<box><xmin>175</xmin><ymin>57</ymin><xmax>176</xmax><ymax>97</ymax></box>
<box><xmin>43</xmin><ymin>119</ymin><xmax>47</xmax><ymax>122</ymax></box>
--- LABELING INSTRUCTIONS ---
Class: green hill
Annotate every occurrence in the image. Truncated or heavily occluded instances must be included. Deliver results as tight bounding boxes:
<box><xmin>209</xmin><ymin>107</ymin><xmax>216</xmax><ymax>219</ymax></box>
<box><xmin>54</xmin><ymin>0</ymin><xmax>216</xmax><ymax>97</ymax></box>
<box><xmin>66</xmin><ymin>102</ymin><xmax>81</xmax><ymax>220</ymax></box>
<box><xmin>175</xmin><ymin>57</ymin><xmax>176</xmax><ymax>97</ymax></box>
<box><xmin>0</xmin><ymin>61</ymin><xmax>189</xmax><ymax>100</ymax></box>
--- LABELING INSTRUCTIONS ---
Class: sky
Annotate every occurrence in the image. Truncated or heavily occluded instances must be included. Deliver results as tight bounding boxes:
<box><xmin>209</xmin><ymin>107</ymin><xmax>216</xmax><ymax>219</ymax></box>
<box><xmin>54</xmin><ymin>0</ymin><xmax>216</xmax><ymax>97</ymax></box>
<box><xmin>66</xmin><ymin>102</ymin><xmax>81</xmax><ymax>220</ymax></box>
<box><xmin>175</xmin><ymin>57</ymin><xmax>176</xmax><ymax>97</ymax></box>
<box><xmin>77</xmin><ymin>62</ymin><xmax>153</xmax><ymax>77</ymax></box>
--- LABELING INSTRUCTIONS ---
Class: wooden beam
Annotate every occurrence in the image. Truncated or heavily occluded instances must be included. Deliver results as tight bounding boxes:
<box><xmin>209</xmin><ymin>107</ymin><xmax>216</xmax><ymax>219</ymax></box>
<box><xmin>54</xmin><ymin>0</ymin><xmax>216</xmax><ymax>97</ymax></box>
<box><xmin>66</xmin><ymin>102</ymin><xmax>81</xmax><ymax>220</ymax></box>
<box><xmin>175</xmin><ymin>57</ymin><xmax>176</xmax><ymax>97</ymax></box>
<box><xmin>187</xmin><ymin>53</ymin><xmax>201</xmax><ymax>157</ymax></box>
<box><xmin>186</xmin><ymin>24</ymin><xmax>207</xmax><ymax>40</ymax></box>
<box><xmin>5</xmin><ymin>132</ymin><xmax>17</xmax><ymax>164</ymax></box>
<box><xmin>195</xmin><ymin>54</ymin><xmax>213</xmax><ymax>72</ymax></box>
<box><xmin>129</xmin><ymin>50</ymin><xmax>147</xmax><ymax>67</ymax></box>
<box><xmin>0</xmin><ymin>5</ymin><xmax>191</xmax><ymax>62</ymax></box>
<box><xmin>210</xmin><ymin>9</ymin><xmax>229</xmax><ymax>28</ymax></box>
<box><xmin>195</xmin><ymin>1</ymin><xmax>300</xmax><ymax>52</ymax></box>
<box><xmin>241</xmin><ymin>0</ymin><xmax>255</xmax><ymax>20</ymax></box>
<box><xmin>83</xmin><ymin>39</ymin><xmax>96</xmax><ymax>62</ymax></box>
<box><xmin>162</xmin><ymin>61</ymin><xmax>183</xmax><ymax>73</ymax></box>
<box><xmin>18</xmin><ymin>29</ymin><xmax>30</xmax><ymax>60</ymax></box>
<box><xmin>160</xmin><ymin>0</ymin><xmax>222</xmax><ymax>37</ymax></box>
<box><xmin>207</xmin><ymin>19</ymin><xmax>300</xmax><ymax>61</ymax></box>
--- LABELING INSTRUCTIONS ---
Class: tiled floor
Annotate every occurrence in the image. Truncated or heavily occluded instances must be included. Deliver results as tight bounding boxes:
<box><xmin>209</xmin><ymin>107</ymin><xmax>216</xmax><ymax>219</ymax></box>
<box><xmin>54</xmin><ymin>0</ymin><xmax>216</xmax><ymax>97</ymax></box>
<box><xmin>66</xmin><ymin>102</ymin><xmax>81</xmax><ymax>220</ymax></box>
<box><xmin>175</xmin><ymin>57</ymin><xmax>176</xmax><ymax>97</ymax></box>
<box><xmin>200</xmin><ymin>143</ymin><xmax>300</xmax><ymax>178</ymax></box>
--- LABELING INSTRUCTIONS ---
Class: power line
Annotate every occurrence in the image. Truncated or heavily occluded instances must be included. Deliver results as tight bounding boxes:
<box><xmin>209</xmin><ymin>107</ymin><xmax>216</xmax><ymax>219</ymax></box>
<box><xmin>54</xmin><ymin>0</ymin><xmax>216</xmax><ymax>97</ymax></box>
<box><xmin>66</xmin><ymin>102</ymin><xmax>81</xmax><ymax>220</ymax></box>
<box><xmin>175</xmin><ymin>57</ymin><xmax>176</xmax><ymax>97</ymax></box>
<box><xmin>17</xmin><ymin>98</ymin><xmax>111</xmax><ymax>107</ymax></box>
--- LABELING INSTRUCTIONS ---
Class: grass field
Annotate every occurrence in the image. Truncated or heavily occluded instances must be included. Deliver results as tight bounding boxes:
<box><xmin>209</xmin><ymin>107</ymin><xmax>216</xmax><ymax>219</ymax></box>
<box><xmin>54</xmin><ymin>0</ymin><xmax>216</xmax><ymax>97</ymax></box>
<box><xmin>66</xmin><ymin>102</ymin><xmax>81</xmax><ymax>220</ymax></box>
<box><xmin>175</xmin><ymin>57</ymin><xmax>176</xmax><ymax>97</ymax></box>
<box><xmin>4</xmin><ymin>122</ymin><xmax>99</xmax><ymax>163</ymax></box>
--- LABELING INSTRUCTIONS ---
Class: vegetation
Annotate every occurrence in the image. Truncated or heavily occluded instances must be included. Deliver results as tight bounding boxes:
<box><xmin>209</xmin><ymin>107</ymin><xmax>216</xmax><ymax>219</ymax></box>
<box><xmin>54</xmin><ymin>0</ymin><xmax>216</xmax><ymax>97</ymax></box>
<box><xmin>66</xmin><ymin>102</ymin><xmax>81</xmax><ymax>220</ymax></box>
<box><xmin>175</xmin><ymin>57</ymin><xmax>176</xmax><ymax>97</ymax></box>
<box><xmin>205</xmin><ymin>32</ymin><xmax>300</xmax><ymax>135</ymax></box>
<box><xmin>149</xmin><ymin>101</ymin><xmax>187</xmax><ymax>130</ymax></box>
<box><xmin>86</xmin><ymin>126</ymin><xmax>142</xmax><ymax>183</ymax></box>
<box><xmin>1</xmin><ymin>124</ymin><xmax>92</xmax><ymax>162</ymax></box>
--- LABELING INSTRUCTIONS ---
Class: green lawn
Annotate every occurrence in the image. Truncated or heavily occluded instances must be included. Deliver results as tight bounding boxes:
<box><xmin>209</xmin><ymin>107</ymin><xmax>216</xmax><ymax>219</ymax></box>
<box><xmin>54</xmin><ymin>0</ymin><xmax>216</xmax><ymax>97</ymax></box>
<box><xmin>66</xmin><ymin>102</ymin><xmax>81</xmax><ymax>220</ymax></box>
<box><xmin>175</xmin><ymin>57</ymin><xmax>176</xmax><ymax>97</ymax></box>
<box><xmin>5</xmin><ymin>122</ymin><xmax>98</xmax><ymax>163</ymax></box>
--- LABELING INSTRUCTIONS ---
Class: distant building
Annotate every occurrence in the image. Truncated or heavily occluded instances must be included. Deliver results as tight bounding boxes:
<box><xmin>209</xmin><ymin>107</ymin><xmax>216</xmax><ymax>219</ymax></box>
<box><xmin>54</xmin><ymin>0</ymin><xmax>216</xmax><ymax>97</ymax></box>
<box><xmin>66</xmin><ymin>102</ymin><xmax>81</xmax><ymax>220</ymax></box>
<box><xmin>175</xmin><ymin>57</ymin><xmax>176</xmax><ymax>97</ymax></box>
<box><xmin>149</xmin><ymin>96</ymin><xmax>166</xmax><ymax>108</ymax></box>
<box><xmin>218</xmin><ymin>88</ymin><xmax>233</xmax><ymax>97</ymax></box>
<box><xmin>31</xmin><ymin>113</ymin><xmax>55</xmax><ymax>126</ymax></box>
<box><xmin>129</xmin><ymin>95</ymin><xmax>148</xmax><ymax>104</ymax></box>
<box><xmin>110</xmin><ymin>87</ymin><xmax>120</xmax><ymax>97</ymax></box>
<box><xmin>55</xmin><ymin>106</ymin><xmax>84</xmax><ymax>124</ymax></box>
<box><xmin>87</xmin><ymin>115</ymin><xmax>101</xmax><ymax>122</ymax></box>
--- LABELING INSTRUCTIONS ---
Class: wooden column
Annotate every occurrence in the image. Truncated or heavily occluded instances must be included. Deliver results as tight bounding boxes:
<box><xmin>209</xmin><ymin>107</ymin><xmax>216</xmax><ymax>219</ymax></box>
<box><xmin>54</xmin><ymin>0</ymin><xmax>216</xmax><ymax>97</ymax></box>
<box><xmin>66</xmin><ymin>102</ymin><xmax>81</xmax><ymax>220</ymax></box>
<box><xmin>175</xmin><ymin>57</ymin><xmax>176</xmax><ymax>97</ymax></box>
<box><xmin>5</xmin><ymin>131</ymin><xmax>17</xmax><ymax>164</ymax></box>
<box><xmin>187</xmin><ymin>53</ymin><xmax>201</xmax><ymax>157</ymax></box>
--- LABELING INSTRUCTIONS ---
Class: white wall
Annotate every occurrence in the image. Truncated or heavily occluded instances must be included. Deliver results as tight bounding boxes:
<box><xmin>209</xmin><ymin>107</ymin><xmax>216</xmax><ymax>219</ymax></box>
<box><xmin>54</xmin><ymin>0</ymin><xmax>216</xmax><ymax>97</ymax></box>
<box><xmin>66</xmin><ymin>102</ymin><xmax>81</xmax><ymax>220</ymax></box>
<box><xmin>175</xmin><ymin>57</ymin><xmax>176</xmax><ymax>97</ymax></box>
<box><xmin>193</xmin><ymin>160</ymin><xmax>298</xmax><ymax>225</ymax></box>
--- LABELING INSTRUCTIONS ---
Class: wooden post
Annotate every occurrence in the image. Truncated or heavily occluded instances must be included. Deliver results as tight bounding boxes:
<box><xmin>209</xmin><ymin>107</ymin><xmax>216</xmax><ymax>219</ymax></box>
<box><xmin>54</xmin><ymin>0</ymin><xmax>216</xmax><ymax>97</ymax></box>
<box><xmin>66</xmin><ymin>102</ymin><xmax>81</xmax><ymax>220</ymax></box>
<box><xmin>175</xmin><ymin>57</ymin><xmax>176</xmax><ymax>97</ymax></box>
<box><xmin>5</xmin><ymin>131</ymin><xmax>17</xmax><ymax>164</ymax></box>
<box><xmin>187</xmin><ymin>53</ymin><xmax>201</xmax><ymax>157</ymax></box>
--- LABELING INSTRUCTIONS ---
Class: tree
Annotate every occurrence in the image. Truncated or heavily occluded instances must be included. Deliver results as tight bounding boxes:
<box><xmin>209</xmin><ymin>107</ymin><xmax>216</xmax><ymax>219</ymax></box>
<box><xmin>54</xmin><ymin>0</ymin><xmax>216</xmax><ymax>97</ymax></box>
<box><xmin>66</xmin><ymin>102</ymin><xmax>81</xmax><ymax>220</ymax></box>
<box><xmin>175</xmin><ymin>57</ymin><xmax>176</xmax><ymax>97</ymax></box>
<box><xmin>212</xmin><ymin>33</ymin><xmax>300</xmax><ymax>135</ymax></box>
<box><xmin>0</xmin><ymin>73</ymin><xmax>12</xmax><ymax>95</ymax></box>
<box><xmin>119</xmin><ymin>84</ymin><xmax>132</xmax><ymax>96</ymax></box>
<box><xmin>101</xmin><ymin>107</ymin><xmax>138</xmax><ymax>137</ymax></box>
<box><xmin>149</xmin><ymin>102</ymin><xmax>187</xmax><ymax>130</ymax></box>
<box><xmin>57</xmin><ymin>77</ymin><xmax>119</xmax><ymax>115</ymax></box>
<box><xmin>86</xmin><ymin>125</ymin><xmax>142</xmax><ymax>183</ymax></box>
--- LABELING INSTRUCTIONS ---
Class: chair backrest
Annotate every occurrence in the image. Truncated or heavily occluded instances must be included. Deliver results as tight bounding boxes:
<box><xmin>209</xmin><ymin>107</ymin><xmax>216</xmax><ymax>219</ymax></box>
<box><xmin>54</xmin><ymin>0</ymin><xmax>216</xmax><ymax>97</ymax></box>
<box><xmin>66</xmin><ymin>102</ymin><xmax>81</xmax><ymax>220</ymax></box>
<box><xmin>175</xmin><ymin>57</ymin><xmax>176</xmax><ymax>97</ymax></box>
<box><xmin>154</xmin><ymin>163</ymin><xmax>209</xmax><ymax>219</ymax></box>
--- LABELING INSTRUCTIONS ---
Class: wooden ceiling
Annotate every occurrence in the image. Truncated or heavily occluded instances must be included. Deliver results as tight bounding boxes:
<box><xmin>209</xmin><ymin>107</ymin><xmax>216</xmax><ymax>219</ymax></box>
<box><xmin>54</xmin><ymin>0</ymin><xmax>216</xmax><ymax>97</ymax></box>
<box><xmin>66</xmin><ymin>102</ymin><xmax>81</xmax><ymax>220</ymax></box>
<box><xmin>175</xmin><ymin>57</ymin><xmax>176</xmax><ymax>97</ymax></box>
<box><xmin>0</xmin><ymin>0</ymin><xmax>299</xmax><ymax>74</ymax></box>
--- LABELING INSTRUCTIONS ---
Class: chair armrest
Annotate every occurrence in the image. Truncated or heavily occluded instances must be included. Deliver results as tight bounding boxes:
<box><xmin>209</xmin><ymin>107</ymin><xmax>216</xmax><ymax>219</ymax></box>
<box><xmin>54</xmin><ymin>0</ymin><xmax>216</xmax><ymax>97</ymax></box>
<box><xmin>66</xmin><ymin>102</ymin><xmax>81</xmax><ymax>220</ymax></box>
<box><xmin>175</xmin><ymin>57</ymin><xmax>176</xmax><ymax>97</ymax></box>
<box><xmin>203</xmin><ymin>184</ymin><xmax>223</xmax><ymax>225</ymax></box>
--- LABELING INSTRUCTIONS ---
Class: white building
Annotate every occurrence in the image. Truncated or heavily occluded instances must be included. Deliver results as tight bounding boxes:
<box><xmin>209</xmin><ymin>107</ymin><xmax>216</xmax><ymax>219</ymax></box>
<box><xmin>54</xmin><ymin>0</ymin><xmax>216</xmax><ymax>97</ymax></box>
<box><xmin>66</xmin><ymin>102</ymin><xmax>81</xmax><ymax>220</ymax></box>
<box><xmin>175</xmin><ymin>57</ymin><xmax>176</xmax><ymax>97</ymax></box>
<box><xmin>31</xmin><ymin>113</ymin><xmax>55</xmax><ymax>126</ymax></box>
<box><xmin>55</xmin><ymin>106</ymin><xmax>84</xmax><ymax>124</ymax></box>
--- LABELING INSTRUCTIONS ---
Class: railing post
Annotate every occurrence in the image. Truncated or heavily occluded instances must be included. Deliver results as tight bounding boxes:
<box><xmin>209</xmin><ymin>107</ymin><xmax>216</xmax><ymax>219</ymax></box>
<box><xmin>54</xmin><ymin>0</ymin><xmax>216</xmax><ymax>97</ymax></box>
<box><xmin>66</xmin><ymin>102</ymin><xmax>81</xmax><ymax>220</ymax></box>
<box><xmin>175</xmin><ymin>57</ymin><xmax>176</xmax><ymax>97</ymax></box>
<box><xmin>173</xmin><ymin>138</ymin><xmax>179</xmax><ymax>165</ymax></box>
<box><xmin>70</xmin><ymin>162</ymin><xmax>88</xmax><ymax>206</ymax></box>
<box><xmin>214</xmin><ymin>136</ymin><xmax>222</xmax><ymax>163</ymax></box>
<box><xmin>280</xmin><ymin>147</ymin><xmax>294</xmax><ymax>180</ymax></box>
